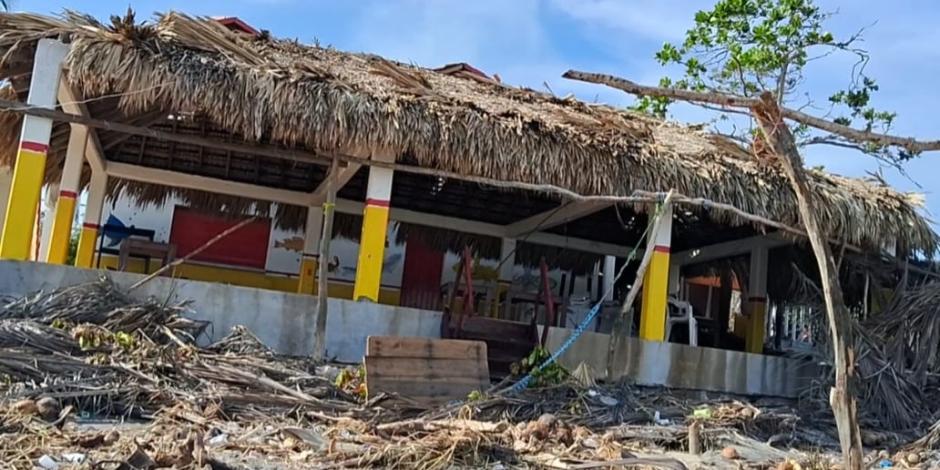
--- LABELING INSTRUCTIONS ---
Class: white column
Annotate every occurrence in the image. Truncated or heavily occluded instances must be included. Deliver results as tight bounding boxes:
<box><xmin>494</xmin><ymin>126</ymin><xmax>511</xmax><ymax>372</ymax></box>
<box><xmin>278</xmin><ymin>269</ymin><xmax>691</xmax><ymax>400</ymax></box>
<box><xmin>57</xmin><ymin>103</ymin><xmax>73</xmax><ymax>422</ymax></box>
<box><xmin>499</xmin><ymin>238</ymin><xmax>517</xmax><ymax>317</ymax></box>
<box><xmin>498</xmin><ymin>238</ymin><xmax>517</xmax><ymax>284</ymax></box>
<box><xmin>602</xmin><ymin>255</ymin><xmax>616</xmax><ymax>301</ymax></box>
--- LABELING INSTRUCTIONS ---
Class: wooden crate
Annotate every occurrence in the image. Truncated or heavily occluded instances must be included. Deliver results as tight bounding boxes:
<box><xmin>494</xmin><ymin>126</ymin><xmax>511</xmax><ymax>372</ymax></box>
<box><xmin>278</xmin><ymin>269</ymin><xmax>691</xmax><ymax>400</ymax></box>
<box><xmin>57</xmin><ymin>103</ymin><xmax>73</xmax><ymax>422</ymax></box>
<box><xmin>365</xmin><ymin>336</ymin><xmax>490</xmax><ymax>404</ymax></box>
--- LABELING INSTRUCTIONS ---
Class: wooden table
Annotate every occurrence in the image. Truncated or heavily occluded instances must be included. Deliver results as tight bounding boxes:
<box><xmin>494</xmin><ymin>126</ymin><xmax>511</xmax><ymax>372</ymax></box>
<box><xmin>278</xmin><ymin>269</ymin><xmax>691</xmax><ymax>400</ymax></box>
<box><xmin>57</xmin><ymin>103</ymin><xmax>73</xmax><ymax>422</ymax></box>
<box><xmin>118</xmin><ymin>238</ymin><xmax>176</xmax><ymax>273</ymax></box>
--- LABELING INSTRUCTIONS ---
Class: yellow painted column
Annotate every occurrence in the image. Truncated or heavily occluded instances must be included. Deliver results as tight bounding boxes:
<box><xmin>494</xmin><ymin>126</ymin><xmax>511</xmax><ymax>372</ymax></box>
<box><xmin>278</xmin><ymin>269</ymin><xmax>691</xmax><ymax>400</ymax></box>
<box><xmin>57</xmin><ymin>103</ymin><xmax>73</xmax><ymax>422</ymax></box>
<box><xmin>46</xmin><ymin>125</ymin><xmax>88</xmax><ymax>264</ymax></box>
<box><xmin>0</xmin><ymin>38</ymin><xmax>68</xmax><ymax>260</ymax></box>
<box><xmin>353</xmin><ymin>166</ymin><xmax>393</xmax><ymax>301</ymax></box>
<box><xmin>297</xmin><ymin>206</ymin><xmax>323</xmax><ymax>294</ymax></box>
<box><xmin>74</xmin><ymin>171</ymin><xmax>107</xmax><ymax>268</ymax></box>
<box><xmin>745</xmin><ymin>246</ymin><xmax>769</xmax><ymax>353</ymax></box>
<box><xmin>639</xmin><ymin>204</ymin><xmax>673</xmax><ymax>341</ymax></box>
<box><xmin>0</xmin><ymin>168</ymin><xmax>11</xmax><ymax>231</ymax></box>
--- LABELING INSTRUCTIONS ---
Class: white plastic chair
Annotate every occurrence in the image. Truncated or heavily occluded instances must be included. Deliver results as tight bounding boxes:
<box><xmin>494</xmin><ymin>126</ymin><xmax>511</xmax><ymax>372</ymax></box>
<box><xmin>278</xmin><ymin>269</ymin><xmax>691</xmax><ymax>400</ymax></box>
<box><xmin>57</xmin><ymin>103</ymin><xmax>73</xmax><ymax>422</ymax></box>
<box><xmin>665</xmin><ymin>298</ymin><xmax>698</xmax><ymax>346</ymax></box>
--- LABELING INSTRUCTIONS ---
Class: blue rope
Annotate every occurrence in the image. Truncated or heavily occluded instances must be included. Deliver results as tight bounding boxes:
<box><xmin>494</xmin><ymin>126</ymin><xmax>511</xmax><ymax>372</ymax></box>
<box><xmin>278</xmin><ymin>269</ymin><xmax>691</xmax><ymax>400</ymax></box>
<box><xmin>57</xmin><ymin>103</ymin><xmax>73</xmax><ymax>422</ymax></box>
<box><xmin>509</xmin><ymin>301</ymin><xmax>604</xmax><ymax>392</ymax></box>
<box><xmin>505</xmin><ymin>200</ymin><xmax>664</xmax><ymax>394</ymax></box>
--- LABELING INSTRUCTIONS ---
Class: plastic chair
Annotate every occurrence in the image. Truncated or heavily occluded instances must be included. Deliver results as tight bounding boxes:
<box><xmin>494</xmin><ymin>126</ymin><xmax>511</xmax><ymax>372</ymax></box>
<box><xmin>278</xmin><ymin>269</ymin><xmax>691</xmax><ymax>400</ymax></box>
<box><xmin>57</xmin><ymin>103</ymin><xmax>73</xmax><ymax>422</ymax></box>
<box><xmin>665</xmin><ymin>298</ymin><xmax>698</xmax><ymax>346</ymax></box>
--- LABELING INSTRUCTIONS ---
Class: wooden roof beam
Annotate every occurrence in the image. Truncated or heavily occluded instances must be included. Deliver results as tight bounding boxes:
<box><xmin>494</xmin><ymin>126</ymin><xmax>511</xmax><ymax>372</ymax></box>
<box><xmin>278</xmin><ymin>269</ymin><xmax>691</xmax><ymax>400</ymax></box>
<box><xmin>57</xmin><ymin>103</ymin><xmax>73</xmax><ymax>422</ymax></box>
<box><xmin>504</xmin><ymin>199</ymin><xmax>611</xmax><ymax>238</ymax></box>
<box><xmin>309</xmin><ymin>162</ymin><xmax>361</xmax><ymax>205</ymax></box>
<box><xmin>672</xmin><ymin>233</ymin><xmax>791</xmax><ymax>266</ymax></box>
<box><xmin>56</xmin><ymin>81</ymin><xmax>105</xmax><ymax>174</ymax></box>
<box><xmin>107</xmin><ymin>161</ymin><xmax>631</xmax><ymax>257</ymax></box>
<box><xmin>100</xmin><ymin>109</ymin><xmax>170</xmax><ymax>150</ymax></box>
<box><xmin>107</xmin><ymin>161</ymin><xmax>310</xmax><ymax>206</ymax></box>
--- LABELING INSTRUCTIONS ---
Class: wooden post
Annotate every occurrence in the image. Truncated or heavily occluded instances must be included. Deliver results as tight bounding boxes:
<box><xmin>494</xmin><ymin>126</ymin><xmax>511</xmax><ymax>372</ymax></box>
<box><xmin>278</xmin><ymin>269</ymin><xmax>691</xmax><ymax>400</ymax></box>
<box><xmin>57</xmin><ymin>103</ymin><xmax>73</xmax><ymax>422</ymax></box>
<box><xmin>688</xmin><ymin>420</ymin><xmax>702</xmax><ymax>455</ymax></box>
<box><xmin>751</xmin><ymin>92</ymin><xmax>863</xmax><ymax>469</ymax></box>
<box><xmin>607</xmin><ymin>191</ymin><xmax>674</xmax><ymax>379</ymax></box>
<box><xmin>313</xmin><ymin>159</ymin><xmax>338</xmax><ymax>360</ymax></box>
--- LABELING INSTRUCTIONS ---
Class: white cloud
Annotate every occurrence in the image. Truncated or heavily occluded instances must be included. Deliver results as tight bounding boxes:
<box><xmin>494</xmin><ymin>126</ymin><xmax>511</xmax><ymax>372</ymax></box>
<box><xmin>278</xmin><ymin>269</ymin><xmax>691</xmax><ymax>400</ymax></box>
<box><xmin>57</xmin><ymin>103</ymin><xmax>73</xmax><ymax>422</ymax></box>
<box><xmin>547</xmin><ymin>0</ymin><xmax>708</xmax><ymax>42</ymax></box>
<box><xmin>347</xmin><ymin>0</ymin><xmax>546</xmax><ymax>69</ymax></box>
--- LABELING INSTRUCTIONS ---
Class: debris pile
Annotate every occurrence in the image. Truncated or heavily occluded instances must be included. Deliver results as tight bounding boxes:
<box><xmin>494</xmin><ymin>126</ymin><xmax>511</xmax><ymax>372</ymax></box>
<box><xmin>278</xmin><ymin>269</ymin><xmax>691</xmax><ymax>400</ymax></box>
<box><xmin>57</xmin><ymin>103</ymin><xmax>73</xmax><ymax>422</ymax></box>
<box><xmin>0</xmin><ymin>280</ymin><xmax>354</xmax><ymax>422</ymax></box>
<box><xmin>0</xmin><ymin>279</ymin><xmax>935</xmax><ymax>468</ymax></box>
<box><xmin>804</xmin><ymin>281</ymin><xmax>940</xmax><ymax>434</ymax></box>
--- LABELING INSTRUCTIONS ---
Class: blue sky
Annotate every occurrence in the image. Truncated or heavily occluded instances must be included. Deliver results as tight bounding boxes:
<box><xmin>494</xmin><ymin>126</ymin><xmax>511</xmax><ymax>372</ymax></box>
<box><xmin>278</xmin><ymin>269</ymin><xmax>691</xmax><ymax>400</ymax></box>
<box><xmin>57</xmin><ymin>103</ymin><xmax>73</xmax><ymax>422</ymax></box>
<box><xmin>14</xmin><ymin>0</ymin><xmax>940</xmax><ymax>226</ymax></box>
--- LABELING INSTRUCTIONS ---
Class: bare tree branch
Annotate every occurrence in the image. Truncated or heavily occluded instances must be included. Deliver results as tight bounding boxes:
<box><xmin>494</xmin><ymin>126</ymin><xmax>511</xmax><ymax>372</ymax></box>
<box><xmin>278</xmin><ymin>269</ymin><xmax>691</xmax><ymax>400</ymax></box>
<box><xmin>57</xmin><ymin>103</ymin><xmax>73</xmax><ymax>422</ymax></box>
<box><xmin>564</xmin><ymin>70</ymin><xmax>940</xmax><ymax>153</ymax></box>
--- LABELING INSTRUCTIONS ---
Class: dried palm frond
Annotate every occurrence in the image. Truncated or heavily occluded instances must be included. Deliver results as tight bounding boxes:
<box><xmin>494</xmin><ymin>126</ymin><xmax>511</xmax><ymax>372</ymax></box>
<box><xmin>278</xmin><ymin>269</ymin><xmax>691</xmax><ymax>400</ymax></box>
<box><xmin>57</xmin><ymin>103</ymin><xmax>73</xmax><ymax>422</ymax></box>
<box><xmin>0</xmin><ymin>10</ymin><xmax>933</xmax><ymax>257</ymax></box>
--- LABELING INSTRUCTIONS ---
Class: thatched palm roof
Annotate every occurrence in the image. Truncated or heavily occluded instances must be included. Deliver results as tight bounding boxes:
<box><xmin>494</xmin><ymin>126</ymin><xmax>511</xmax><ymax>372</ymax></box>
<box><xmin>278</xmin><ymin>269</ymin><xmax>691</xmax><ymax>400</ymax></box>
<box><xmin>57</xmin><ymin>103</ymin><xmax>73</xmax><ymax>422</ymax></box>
<box><xmin>0</xmin><ymin>11</ymin><xmax>934</xmax><ymax>256</ymax></box>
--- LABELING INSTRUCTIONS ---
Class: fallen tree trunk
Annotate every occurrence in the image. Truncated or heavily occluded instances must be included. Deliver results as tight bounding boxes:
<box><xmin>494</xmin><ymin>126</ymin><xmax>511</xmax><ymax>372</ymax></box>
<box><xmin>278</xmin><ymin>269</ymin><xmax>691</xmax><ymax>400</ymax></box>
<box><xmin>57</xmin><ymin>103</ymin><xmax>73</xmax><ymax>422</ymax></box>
<box><xmin>750</xmin><ymin>92</ymin><xmax>863</xmax><ymax>469</ymax></box>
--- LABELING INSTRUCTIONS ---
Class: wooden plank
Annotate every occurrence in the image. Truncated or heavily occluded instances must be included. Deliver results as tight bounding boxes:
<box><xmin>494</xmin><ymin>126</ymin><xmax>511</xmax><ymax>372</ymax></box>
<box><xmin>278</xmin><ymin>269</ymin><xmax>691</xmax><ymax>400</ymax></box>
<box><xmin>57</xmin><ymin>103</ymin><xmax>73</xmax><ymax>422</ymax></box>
<box><xmin>365</xmin><ymin>336</ymin><xmax>490</xmax><ymax>403</ymax></box>
<box><xmin>365</xmin><ymin>357</ymin><xmax>488</xmax><ymax>381</ymax></box>
<box><xmin>366</xmin><ymin>336</ymin><xmax>486</xmax><ymax>360</ymax></box>
<box><xmin>458</xmin><ymin>317</ymin><xmax>534</xmax><ymax>344</ymax></box>
<box><xmin>365</xmin><ymin>378</ymin><xmax>484</xmax><ymax>402</ymax></box>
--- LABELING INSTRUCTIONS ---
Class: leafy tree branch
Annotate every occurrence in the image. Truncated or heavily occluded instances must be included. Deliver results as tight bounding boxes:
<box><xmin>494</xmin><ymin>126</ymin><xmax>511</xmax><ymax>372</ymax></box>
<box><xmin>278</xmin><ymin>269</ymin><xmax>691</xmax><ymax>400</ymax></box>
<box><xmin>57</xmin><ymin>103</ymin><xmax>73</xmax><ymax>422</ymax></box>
<box><xmin>626</xmin><ymin>0</ymin><xmax>911</xmax><ymax>161</ymax></box>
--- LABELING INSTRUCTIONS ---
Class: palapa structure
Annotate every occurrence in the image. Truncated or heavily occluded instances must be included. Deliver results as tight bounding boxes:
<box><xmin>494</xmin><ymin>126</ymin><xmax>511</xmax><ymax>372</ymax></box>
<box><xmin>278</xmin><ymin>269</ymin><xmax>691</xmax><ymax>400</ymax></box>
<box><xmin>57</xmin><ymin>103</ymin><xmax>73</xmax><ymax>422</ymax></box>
<box><xmin>0</xmin><ymin>10</ymin><xmax>934</xmax><ymax>353</ymax></box>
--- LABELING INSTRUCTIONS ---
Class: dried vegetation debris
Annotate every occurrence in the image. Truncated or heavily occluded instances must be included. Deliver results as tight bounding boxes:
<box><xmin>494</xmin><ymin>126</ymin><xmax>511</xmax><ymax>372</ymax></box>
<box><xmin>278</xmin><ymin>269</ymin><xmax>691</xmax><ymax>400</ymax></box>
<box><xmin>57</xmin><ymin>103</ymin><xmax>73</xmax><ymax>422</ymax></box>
<box><xmin>796</xmin><ymin>281</ymin><xmax>940</xmax><ymax>436</ymax></box>
<box><xmin>0</xmin><ymin>279</ymin><xmax>935</xmax><ymax>469</ymax></box>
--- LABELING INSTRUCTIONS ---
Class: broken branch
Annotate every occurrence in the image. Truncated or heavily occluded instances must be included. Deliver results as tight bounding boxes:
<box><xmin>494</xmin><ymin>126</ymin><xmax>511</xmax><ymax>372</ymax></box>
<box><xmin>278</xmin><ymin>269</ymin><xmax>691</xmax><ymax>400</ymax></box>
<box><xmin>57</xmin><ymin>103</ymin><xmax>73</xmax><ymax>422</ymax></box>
<box><xmin>563</xmin><ymin>70</ymin><xmax>940</xmax><ymax>153</ymax></box>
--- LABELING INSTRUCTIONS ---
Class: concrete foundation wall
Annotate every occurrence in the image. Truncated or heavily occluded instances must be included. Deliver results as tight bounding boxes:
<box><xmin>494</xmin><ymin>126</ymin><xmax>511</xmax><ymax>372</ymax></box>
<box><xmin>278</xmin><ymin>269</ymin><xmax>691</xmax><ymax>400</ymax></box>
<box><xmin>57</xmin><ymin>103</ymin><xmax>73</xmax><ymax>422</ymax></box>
<box><xmin>543</xmin><ymin>327</ymin><xmax>815</xmax><ymax>397</ymax></box>
<box><xmin>1</xmin><ymin>261</ymin><xmax>810</xmax><ymax>397</ymax></box>
<box><xmin>0</xmin><ymin>260</ymin><xmax>440</xmax><ymax>362</ymax></box>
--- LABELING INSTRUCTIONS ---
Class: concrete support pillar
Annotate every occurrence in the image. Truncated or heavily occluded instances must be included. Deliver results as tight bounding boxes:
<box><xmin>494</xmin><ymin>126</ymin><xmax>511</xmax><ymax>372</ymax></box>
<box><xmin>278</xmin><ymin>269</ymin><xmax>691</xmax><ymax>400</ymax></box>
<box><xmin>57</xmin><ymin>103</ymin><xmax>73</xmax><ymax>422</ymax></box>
<box><xmin>297</xmin><ymin>206</ymin><xmax>323</xmax><ymax>294</ymax></box>
<box><xmin>639</xmin><ymin>204</ymin><xmax>673</xmax><ymax>341</ymax></box>
<box><xmin>602</xmin><ymin>255</ymin><xmax>616</xmax><ymax>301</ymax></box>
<box><xmin>0</xmin><ymin>39</ymin><xmax>68</xmax><ymax>260</ymax></box>
<box><xmin>45</xmin><ymin>125</ymin><xmax>88</xmax><ymax>264</ymax></box>
<box><xmin>74</xmin><ymin>171</ymin><xmax>107</xmax><ymax>268</ymax></box>
<box><xmin>745</xmin><ymin>246</ymin><xmax>769</xmax><ymax>353</ymax></box>
<box><xmin>353</xmin><ymin>166</ymin><xmax>393</xmax><ymax>302</ymax></box>
<box><xmin>498</xmin><ymin>238</ymin><xmax>517</xmax><ymax>317</ymax></box>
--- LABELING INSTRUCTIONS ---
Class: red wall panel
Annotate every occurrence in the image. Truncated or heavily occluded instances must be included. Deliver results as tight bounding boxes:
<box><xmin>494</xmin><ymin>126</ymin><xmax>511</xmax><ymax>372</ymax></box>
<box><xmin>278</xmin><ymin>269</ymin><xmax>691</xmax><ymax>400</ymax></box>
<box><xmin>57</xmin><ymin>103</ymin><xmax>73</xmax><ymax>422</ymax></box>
<box><xmin>169</xmin><ymin>206</ymin><xmax>271</xmax><ymax>269</ymax></box>
<box><xmin>399</xmin><ymin>235</ymin><xmax>445</xmax><ymax>310</ymax></box>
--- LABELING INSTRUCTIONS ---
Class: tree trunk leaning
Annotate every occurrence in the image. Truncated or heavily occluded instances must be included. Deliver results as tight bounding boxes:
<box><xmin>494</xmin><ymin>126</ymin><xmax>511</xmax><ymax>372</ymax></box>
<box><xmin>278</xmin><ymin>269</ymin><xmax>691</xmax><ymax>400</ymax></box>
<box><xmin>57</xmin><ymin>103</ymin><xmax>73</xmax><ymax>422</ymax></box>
<box><xmin>751</xmin><ymin>92</ymin><xmax>864</xmax><ymax>469</ymax></box>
